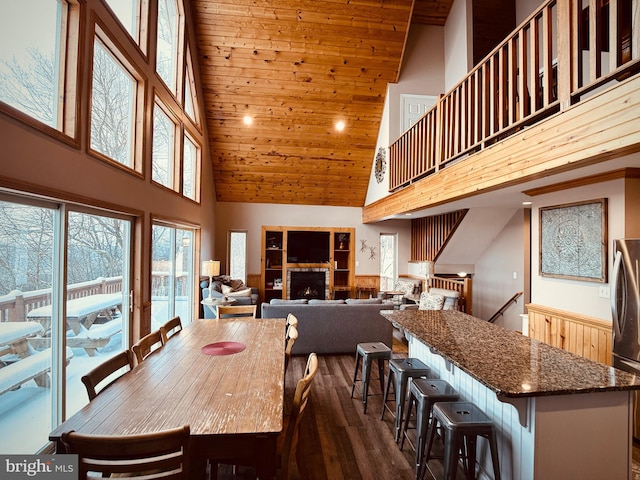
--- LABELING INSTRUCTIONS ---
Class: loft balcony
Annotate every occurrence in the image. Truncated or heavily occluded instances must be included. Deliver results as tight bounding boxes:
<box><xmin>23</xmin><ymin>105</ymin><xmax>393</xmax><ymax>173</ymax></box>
<box><xmin>364</xmin><ymin>0</ymin><xmax>640</xmax><ymax>223</ymax></box>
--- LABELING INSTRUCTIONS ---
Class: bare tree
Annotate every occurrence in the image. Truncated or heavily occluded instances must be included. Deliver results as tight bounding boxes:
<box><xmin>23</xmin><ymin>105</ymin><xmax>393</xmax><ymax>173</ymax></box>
<box><xmin>0</xmin><ymin>48</ymin><xmax>55</xmax><ymax>127</ymax></box>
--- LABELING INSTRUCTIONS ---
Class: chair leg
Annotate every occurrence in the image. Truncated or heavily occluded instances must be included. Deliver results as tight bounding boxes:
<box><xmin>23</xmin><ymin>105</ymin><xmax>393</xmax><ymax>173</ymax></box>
<box><xmin>381</xmin><ymin>368</ymin><xmax>394</xmax><ymax>420</ymax></box>
<box><xmin>421</xmin><ymin>416</ymin><xmax>440</xmax><ymax>480</ymax></box>
<box><xmin>464</xmin><ymin>434</ymin><xmax>477</xmax><ymax>480</ymax></box>
<box><xmin>362</xmin><ymin>354</ymin><xmax>372</xmax><ymax>412</ymax></box>
<box><xmin>351</xmin><ymin>352</ymin><xmax>361</xmax><ymax>398</ymax></box>
<box><xmin>400</xmin><ymin>390</ymin><xmax>415</xmax><ymax>451</ymax></box>
<box><xmin>395</xmin><ymin>374</ymin><xmax>409</xmax><ymax>442</ymax></box>
<box><xmin>444</xmin><ymin>431</ymin><xmax>461</xmax><ymax>480</ymax></box>
<box><xmin>377</xmin><ymin>358</ymin><xmax>386</xmax><ymax>393</ymax></box>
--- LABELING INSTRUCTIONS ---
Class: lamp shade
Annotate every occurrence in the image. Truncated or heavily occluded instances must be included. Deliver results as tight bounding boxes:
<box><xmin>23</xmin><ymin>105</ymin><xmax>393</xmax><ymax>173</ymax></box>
<box><xmin>202</xmin><ymin>260</ymin><xmax>220</xmax><ymax>277</ymax></box>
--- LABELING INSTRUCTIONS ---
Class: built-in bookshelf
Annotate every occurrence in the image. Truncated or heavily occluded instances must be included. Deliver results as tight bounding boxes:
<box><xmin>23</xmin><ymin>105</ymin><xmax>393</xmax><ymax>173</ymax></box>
<box><xmin>260</xmin><ymin>226</ymin><xmax>355</xmax><ymax>302</ymax></box>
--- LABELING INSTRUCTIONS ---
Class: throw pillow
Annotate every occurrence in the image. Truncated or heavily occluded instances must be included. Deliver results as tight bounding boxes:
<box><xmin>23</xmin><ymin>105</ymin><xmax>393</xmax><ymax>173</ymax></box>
<box><xmin>394</xmin><ymin>280</ymin><xmax>416</xmax><ymax>296</ymax></box>
<box><xmin>345</xmin><ymin>298</ymin><xmax>382</xmax><ymax>304</ymax></box>
<box><xmin>418</xmin><ymin>292</ymin><xmax>445</xmax><ymax>310</ymax></box>
<box><xmin>270</xmin><ymin>299</ymin><xmax>308</xmax><ymax>304</ymax></box>
<box><xmin>221</xmin><ymin>284</ymin><xmax>233</xmax><ymax>294</ymax></box>
<box><xmin>227</xmin><ymin>287</ymin><xmax>252</xmax><ymax>297</ymax></box>
<box><xmin>308</xmin><ymin>299</ymin><xmax>345</xmax><ymax>305</ymax></box>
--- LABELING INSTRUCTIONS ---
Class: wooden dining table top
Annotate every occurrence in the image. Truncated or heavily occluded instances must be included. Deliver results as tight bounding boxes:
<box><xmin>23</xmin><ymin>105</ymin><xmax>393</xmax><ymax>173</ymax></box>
<box><xmin>50</xmin><ymin>317</ymin><xmax>286</xmax><ymax>447</ymax></box>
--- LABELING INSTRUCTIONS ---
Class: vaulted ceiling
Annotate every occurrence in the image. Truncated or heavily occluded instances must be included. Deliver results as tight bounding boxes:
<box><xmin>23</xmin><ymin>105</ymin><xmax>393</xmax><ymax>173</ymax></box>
<box><xmin>191</xmin><ymin>0</ymin><xmax>453</xmax><ymax>207</ymax></box>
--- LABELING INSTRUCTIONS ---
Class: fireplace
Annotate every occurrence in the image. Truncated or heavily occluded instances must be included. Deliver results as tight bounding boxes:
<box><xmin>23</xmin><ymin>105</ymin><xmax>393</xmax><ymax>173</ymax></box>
<box><xmin>288</xmin><ymin>269</ymin><xmax>330</xmax><ymax>300</ymax></box>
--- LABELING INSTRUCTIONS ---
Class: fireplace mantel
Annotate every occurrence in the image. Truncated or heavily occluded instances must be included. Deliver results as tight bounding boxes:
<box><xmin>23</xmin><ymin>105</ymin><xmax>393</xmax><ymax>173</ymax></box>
<box><xmin>287</xmin><ymin>268</ymin><xmax>330</xmax><ymax>300</ymax></box>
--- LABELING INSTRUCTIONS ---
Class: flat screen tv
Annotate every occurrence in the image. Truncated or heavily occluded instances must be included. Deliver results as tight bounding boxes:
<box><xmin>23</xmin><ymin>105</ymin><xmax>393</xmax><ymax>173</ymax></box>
<box><xmin>287</xmin><ymin>231</ymin><xmax>330</xmax><ymax>263</ymax></box>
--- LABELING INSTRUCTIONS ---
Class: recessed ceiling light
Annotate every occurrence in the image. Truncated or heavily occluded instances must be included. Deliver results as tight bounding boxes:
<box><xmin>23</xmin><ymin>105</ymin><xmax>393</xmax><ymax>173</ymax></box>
<box><xmin>335</xmin><ymin>120</ymin><xmax>345</xmax><ymax>132</ymax></box>
<box><xmin>243</xmin><ymin>115</ymin><xmax>253</xmax><ymax>126</ymax></box>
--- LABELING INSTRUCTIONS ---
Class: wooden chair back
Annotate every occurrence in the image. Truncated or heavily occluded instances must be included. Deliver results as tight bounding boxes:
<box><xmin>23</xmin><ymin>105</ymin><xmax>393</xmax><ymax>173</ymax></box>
<box><xmin>131</xmin><ymin>330</ymin><xmax>164</xmax><ymax>364</ymax></box>
<box><xmin>280</xmin><ymin>352</ymin><xmax>318</xmax><ymax>478</ymax></box>
<box><xmin>160</xmin><ymin>316</ymin><xmax>183</xmax><ymax>343</ymax></box>
<box><xmin>81</xmin><ymin>350</ymin><xmax>134</xmax><ymax>401</ymax></box>
<box><xmin>285</xmin><ymin>325</ymin><xmax>299</xmax><ymax>373</ymax></box>
<box><xmin>61</xmin><ymin>425</ymin><xmax>190</xmax><ymax>479</ymax></box>
<box><xmin>216</xmin><ymin>305</ymin><xmax>257</xmax><ymax>319</ymax></box>
<box><xmin>286</xmin><ymin>313</ymin><xmax>299</xmax><ymax>328</ymax></box>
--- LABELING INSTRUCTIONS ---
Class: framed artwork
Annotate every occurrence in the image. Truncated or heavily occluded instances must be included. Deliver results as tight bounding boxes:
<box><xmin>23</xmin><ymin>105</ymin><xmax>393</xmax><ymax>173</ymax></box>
<box><xmin>539</xmin><ymin>198</ymin><xmax>607</xmax><ymax>282</ymax></box>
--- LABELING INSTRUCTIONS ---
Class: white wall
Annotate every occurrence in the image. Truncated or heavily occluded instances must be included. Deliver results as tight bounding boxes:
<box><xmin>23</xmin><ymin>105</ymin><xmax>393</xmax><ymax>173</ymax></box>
<box><xmin>387</xmin><ymin>25</ymin><xmax>445</xmax><ymax>143</ymax></box>
<box><xmin>444</xmin><ymin>0</ymin><xmax>473</xmax><ymax>91</ymax></box>
<box><xmin>214</xmin><ymin>202</ymin><xmax>411</xmax><ymax>277</ymax></box>
<box><xmin>365</xmin><ymin>92</ymin><xmax>392</xmax><ymax>205</ymax></box>
<box><xmin>531</xmin><ymin>179</ymin><xmax>626</xmax><ymax>321</ymax></box>
<box><xmin>516</xmin><ymin>0</ymin><xmax>544</xmax><ymax>24</ymax></box>
<box><xmin>474</xmin><ymin>210</ymin><xmax>526</xmax><ymax>329</ymax></box>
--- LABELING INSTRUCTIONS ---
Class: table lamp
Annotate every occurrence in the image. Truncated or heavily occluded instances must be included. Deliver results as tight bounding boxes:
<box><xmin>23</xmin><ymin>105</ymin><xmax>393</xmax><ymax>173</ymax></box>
<box><xmin>202</xmin><ymin>260</ymin><xmax>220</xmax><ymax>300</ymax></box>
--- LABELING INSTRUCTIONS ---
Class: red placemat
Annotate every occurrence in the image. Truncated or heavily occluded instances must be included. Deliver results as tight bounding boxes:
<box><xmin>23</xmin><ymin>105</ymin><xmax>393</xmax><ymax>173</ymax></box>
<box><xmin>201</xmin><ymin>341</ymin><xmax>246</xmax><ymax>356</ymax></box>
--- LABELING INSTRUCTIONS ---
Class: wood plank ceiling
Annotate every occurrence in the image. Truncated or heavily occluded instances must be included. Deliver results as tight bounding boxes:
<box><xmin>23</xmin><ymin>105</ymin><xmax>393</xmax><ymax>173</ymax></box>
<box><xmin>191</xmin><ymin>0</ymin><xmax>453</xmax><ymax>207</ymax></box>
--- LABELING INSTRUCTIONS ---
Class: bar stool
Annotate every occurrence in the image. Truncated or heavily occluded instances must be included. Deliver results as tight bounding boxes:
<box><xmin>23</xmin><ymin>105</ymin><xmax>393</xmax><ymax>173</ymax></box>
<box><xmin>424</xmin><ymin>401</ymin><xmax>501</xmax><ymax>480</ymax></box>
<box><xmin>351</xmin><ymin>342</ymin><xmax>392</xmax><ymax>413</ymax></box>
<box><xmin>400</xmin><ymin>379</ymin><xmax>459</xmax><ymax>480</ymax></box>
<box><xmin>380</xmin><ymin>357</ymin><xmax>431</xmax><ymax>442</ymax></box>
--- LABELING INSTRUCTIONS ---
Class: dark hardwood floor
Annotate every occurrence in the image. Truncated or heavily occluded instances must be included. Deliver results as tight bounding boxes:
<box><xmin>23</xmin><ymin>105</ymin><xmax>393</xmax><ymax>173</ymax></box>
<box><xmin>217</xmin><ymin>330</ymin><xmax>450</xmax><ymax>480</ymax></box>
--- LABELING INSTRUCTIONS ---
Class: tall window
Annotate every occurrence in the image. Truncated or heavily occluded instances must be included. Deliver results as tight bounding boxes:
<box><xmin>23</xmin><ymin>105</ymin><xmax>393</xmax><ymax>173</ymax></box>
<box><xmin>156</xmin><ymin>0</ymin><xmax>180</xmax><ymax>94</ymax></box>
<box><xmin>182</xmin><ymin>133</ymin><xmax>199</xmax><ymax>201</ymax></box>
<box><xmin>152</xmin><ymin>101</ymin><xmax>176</xmax><ymax>188</ymax></box>
<box><xmin>151</xmin><ymin>224</ymin><xmax>194</xmax><ymax>331</ymax></box>
<box><xmin>0</xmin><ymin>196</ymin><xmax>132</xmax><ymax>453</ymax></box>
<box><xmin>104</xmin><ymin>0</ymin><xmax>147</xmax><ymax>51</ymax></box>
<box><xmin>379</xmin><ymin>233</ymin><xmax>397</xmax><ymax>292</ymax></box>
<box><xmin>90</xmin><ymin>36</ymin><xmax>137</xmax><ymax>168</ymax></box>
<box><xmin>183</xmin><ymin>47</ymin><xmax>199</xmax><ymax>124</ymax></box>
<box><xmin>229</xmin><ymin>231</ymin><xmax>247</xmax><ymax>283</ymax></box>
<box><xmin>0</xmin><ymin>0</ymin><xmax>77</xmax><ymax>135</ymax></box>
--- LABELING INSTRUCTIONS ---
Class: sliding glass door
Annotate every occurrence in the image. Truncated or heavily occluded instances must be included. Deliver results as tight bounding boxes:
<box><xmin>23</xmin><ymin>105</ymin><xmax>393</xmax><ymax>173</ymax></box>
<box><xmin>0</xmin><ymin>196</ymin><xmax>132</xmax><ymax>453</ymax></box>
<box><xmin>64</xmin><ymin>211</ymin><xmax>130</xmax><ymax>418</ymax></box>
<box><xmin>151</xmin><ymin>224</ymin><xmax>194</xmax><ymax>331</ymax></box>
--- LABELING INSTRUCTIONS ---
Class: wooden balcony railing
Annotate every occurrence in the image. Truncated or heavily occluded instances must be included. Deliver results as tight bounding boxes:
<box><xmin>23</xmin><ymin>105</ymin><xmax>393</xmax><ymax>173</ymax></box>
<box><xmin>389</xmin><ymin>0</ymin><xmax>639</xmax><ymax>191</ymax></box>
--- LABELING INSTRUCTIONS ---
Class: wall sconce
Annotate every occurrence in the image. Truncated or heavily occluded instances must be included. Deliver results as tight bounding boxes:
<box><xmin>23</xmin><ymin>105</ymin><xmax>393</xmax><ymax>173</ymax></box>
<box><xmin>202</xmin><ymin>260</ymin><xmax>221</xmax><ymax>300</ymax></box>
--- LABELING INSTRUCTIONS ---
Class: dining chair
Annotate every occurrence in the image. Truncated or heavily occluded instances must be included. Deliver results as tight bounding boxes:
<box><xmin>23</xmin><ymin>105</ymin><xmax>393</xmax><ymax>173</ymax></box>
<box><xmin>280</xmin><ymin>352</ymin><xmax>319</xmax><ymax>479</ymax></box>
<box><xmin>216</xmin><ymin>305</ymin><xmax>257</xmax><ymax>319</ymax></box>
<box><xmin>285</xmin><ymin>324</ymin><xmax>299</xmax><ymax>374</ymax></box>
<box><xmin>60</xmin><ymin>425</ymin><xmax>190</xmax><ymax>479</ymax></box>
<box><xmin>286</xmin><ymin>312</ymin><xmax>299</xmax><ymax>328</ymax></box>
<box><xmin>81</xmin><ymin>350</ymin><xmax>134</xmax><ymax>401</ymax></box>
<box><xmin>131</xmin><ymin>330</ymin><xmax>164</xmax><ymax>364</ymax></box>
<box><xmin>160</xmin><ymin>316</ymin><xmax>183</xmax><ymax>343</ymax></box>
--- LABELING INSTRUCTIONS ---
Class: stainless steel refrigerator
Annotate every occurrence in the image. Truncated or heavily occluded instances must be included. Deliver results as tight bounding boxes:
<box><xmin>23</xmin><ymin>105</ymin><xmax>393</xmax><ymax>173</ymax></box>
<box><xmin>611</xmin><ymin>238</ymin><xmax>640</xmax><ymax>442</ymax></box>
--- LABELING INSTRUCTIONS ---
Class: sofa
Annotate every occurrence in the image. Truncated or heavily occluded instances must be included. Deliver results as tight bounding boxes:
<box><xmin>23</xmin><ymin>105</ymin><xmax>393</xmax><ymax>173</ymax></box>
<box><xmin>200</xmin><ymin>278</ymin><xmax>259</xmax><ymax>319</ymax></box>
<box><xmin>261</xmin><ymin>299</ymin><xmax>394</xmax><ymax>355</ymax></box>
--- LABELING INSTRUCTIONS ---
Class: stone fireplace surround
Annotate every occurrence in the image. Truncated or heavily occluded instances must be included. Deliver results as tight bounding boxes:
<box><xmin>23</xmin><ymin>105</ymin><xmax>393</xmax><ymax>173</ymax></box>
<box><xmin>287</xmin><ymin>268</ymin><xmax>331</xmax><ymax>300</ymax></box>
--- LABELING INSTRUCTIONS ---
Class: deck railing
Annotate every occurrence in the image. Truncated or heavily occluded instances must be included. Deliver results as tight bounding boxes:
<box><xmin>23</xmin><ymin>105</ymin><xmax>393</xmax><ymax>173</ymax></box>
<box><xmin>0</xmin><ymin>273</ymin><xmax>191</xmax><ymax>322</ymax></box>
<box><xmin>389</xmin><ymin>0</ymin><xmax>639</xmax><ymax>191</ymax></box>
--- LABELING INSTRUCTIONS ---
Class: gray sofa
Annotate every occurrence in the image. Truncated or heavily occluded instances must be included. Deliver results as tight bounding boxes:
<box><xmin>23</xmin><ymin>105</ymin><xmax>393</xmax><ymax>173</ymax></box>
<box><xmin>261</xmin><ymin>300</ymin><xmax>394</xmax><ymax>355</ymax></box>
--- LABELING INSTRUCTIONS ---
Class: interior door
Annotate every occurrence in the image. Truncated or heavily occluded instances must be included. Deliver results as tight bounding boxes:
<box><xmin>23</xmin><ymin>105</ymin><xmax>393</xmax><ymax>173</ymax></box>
<box><xmin>401</xmin><ymin>94</ymin><xmax>437</xmax><ymax>133</ymax></box>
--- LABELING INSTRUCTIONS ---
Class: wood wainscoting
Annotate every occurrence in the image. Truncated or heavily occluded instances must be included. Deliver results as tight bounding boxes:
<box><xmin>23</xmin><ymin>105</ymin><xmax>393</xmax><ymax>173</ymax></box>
<box><xmin>526</xmin><ymin>304</ymin><xmax>612</xmax><ymax>365</ymax></box>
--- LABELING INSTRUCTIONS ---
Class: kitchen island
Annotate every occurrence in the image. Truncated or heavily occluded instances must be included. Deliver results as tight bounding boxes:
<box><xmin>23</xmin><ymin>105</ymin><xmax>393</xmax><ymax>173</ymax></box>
<box><xmin>382</xmin><ymin>309</ymin><xmax>640</xmax><ymax>480</ymax></box>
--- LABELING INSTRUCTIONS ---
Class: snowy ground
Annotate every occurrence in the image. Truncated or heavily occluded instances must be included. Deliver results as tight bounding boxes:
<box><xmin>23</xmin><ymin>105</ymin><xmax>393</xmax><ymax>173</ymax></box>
<box><xmin>0</xmin><ymin>299</ymin><xmax>191</xmax><ymax>454</ymax></box>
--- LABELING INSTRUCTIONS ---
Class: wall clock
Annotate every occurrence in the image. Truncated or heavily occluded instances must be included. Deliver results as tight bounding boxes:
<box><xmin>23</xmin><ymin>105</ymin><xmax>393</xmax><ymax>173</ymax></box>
<box><xmin>374</xmin><ymin>147</ymin><xmax>386</xmax><ymax>184</ymax></box>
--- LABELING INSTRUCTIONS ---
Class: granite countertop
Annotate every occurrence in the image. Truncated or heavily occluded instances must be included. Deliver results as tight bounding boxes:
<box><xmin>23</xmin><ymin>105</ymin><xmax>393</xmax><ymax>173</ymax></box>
<box><xmin>381</xmin><ymin>309</ymin><xmax>640</xmax><ymax>398</ymax></box>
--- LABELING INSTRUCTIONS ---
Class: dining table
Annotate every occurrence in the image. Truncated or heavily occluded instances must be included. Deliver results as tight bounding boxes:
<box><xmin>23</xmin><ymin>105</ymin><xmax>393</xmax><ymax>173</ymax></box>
<box><xmin>49</xmin><ymin>317</ymin><xmax>286</xmax><ymax>479</ymax></box>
